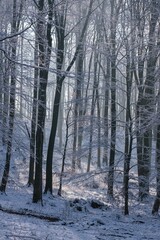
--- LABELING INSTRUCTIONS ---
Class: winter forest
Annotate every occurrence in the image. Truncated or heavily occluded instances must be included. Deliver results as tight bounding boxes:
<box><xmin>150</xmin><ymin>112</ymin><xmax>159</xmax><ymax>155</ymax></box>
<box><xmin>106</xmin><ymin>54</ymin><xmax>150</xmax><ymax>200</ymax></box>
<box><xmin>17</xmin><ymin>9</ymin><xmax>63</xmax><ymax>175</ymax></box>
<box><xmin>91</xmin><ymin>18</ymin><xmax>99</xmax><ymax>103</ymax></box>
<box><xmin>0</xmin><ymin>0</ymin><xmax>160</xmax><ymax>239</ymax></box>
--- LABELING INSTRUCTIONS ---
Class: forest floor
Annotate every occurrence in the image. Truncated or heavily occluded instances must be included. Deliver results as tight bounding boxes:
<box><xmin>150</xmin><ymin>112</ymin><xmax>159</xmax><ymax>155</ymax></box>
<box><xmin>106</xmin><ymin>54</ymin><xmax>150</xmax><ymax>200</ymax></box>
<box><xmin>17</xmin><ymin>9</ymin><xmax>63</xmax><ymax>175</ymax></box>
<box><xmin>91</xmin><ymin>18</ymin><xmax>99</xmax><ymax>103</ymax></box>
<box><xmin>0</xmin><ymin>151</ymin><xmax>160</xmax><ymax>240</ymax></box>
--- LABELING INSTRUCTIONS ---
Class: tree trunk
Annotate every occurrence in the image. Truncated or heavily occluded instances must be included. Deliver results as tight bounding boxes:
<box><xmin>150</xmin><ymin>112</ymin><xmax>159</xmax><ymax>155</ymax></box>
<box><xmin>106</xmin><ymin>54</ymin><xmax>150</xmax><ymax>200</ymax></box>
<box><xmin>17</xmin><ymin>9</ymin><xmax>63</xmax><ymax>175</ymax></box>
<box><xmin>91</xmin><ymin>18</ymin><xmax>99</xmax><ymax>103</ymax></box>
<box><xmin>45</xmin><ymin>79</ymin><xmax>63</xmax><ymax>194</ymax></box>
<box><xmin>96</xmin><ymin>57</ymin><xmax>101</xmax><ymax>169</ymax></box>
<box><xmin>152</xmin><ymin>87</ymin><xmax>160</xmax><ymax>214</ymax></box>
<box><xmin>2</xmin><ymin>34</ymin><xmax>10</xmax><ymax>146</ymax></box>
<box><xmin>28</xmin><ymin>33</ymin><xmax>39</xmax><ymax>186</ymax></box>
<box><xmin>0</xmin><ymin>0</ymin><xmax>23</xmax><ymax>192</ymax></box>
<box><xmin>87</xmin><ymin>51</ymin><xmax>98</xmax><ymax>172</ymax></box>
<box><xmin>45</xmin><ymin>0</ymin><xmax>94</xmax><ymax>193</ymax></box>
<box><xmin>96</xmin><ymin>88</ymin><xmax>101</xmax><ymax>169</ymax></box>
<box><xmin>108</xmin><ymin>0</ymin><xmax>123</xmax><ymax>197</ymax></box>
<box><xmin>0</xmin><ymin>38</ymin><xmax>3</xmax><ymax>135</ymax></box>
<box><xmin>44</xmin><ymin>2</ymin><xmax>65</xmax><ymax>193</ymax></box>
<box><xmin>123</xmin><ymin>39</ymin><xmax>133</xmax><ymax>215</ymax></box>
<box><xmin>58</xmin><ymin>107</ymin><xmax>71</xmax><ymax>196</ymax></box>
<box><xmin>108</xmin><ymin>2</ymin><xmax>117</xmax><ymax>197</ymax></box>
<box><xmin>33</xmin><ymin>0</ymin><xmax>53</xmax><ymax>202</ymax></box>
<box><xmin>72</xmin><ymin>5</ymin><xmax>86</xmax><ymax>171</ymax></box>
<box><xmin>102</xmin><ymin>57</ymin><xmax>110</xmax><ymax>166</ymax></box>
<box><xmin>138</xmin><ymin>0</ymin><xmax>159</xmax><ymax>200</ymax></box>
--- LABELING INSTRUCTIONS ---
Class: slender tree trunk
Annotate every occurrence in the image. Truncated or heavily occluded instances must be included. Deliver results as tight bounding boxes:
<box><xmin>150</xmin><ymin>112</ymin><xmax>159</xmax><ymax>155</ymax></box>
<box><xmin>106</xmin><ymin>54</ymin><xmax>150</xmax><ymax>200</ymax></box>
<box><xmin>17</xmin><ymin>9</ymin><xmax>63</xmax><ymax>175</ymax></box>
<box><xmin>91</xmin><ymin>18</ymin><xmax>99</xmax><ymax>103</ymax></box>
<box><xmin>87</xmin><ymin>90</ymin><xmax>96</xmax><ymax>172</ymax></box>
<box><xmin>72</xmin><ymin>6</ymin><xmax>86</xmax><ymax>171</ymax></box>
<box><xmin>133</xmin><ymin>0</ymin><xmax>145</xmax><ymax>199</ymax></box>
<box><xmin>72</xmin><ymin>93</ymin><xmax>78</xmax><ymax>172</ymax></box>
<box><xmin>108</xmin><ymin>2</ymin><xmax>117</xmax><ymax>197</ymax></box>
<box><xmin>58</xmin><ymin>106</ymin><xmax>71</xmax><ymax>196</ymax></box>
<box><xmin>152</xmin><ymin>123</ymin><xmax>160</xmax><ymax>214</ymax></box>
<box><xmin>103</xmin><ymin>57</ymin><xmax>110</xmax><ymax>166</ymax></box>
<box><xmin>96</xmin><ymin>89</ymin><xmax>101</xmax><ymax>169</ymax></box>
<box><xmin>138</xmin><ymin>0</ymin><xmax>159</xmax><ymax>200</ymax></box>
<box><xmin>0</xmin><ymin>39</ymin><xmax>3</xmax><ymax>136</ymax></box>
<box><xmin>19</xmin><ymin>21</ymin><xmax>24</xmax><ymax>118</ymax></box>
<box><xmin>152</xmin><ymin>19</ymin><xmax>160</xmax><ymax>213</ymax></box>
<box><xmin>45</xmin><ymin>79</ymin><xmax>63</xmax><ymax>194</ymax></box>
<box><xmin>28</xmin><ymin>34</ymin><xmax>39</xmax><ymax>186</ymax></box>
<box><xmin>108</xmin><ymin>0</ymin><xmax>123</xmax><ymax>197</ymax></box>
<box><xmin>0</xmin><ymin>0</ymin><xmax>23</xmax><ymax>192</ymax></box>
<box><xmin>45</xmin><ymin>0</ymin><xmax>94</xmax><ymax>193</ymax></box>
<box><xmin>72</xmin><ymin>46</ymin><xmax>84</xmax><ymax>170</ymax></box>
<box><xmin>96</xmin><ymin>58</ymin><xmax>101</xmax><ymax>169</ymax></box>
<box><xmin>152</xmin><ymin>58</ymin><xmax>160</xmax><ymax>214</ymax></box>
<box><xmin>77</xmin><ymin>44</ymin><xmax>85</xmax><ymax>169</ymax></box>
<box><xmin>123</xmin><ymin>40</ymin><xmax>133</xmax><ymax>215</ymax></box>
<box><xmin>57</xmin><ymin>86</ymin><xmax>64</xmax><ymax>149</ymax></box>
<box><xmin>44</xmin><ymin>2</ymin><xmax>65</xmax><ymax>193</ymax></box>
<box><xmin>2</xmin><ymin>33</ymin><xmax>10</xmax><ymax>146</ymax></box>
<box><xmin>87</xmin><ymin>51</ymin><xmax>98</xmax><ymax>172</ymax></box>
<box><xmin>33</xmin><ymin>0</ymin><xmax>53</xmax><ymax>202</ymax></box>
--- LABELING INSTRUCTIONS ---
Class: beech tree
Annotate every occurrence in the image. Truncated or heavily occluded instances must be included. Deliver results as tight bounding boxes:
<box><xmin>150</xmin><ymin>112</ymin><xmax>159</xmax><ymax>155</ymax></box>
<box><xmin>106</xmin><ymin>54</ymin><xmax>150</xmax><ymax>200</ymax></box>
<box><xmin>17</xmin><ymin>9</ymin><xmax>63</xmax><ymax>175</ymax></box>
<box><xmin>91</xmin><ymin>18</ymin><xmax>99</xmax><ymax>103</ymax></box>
<box><xmin>152</xmin><ymin>1</ymin><xmax>160</xmax><ymax>214</ymax></box>
<box><xmin>44</xmin><ymin>0</ymin><xmax>94</xmax><ymax>194</ymax></box>
<box><xmin>72</xmin><ymin>3</ymin><xmax>86</xmax><ymax>171</ymax></box>
<box><xmin>28</xmin><ymin>31</ymin><xmax>38</xmax><ymax>187</ymax></box>
<box><xmin>0</xmin><ymin>0</ymin><xmax>24</xmax><ymax>192</ymax></box>
<box><xmin>122</xmin><ymin>0</ymin><xmax>134</xmax><ymax>214</ymax></box>
<box><xmin>107</xmin><ymin>0</ymin><xmax>123</xmax><ymax>197</ymax></box>
<box><xmin>133</xmin><ymin>0</ymin><xmax>160</xmax><ymax>200</ymax></box>
<box><xmin>32</xmin><ymin>0</ymin><xmax>53</xmax><ymax>203</ymax></box>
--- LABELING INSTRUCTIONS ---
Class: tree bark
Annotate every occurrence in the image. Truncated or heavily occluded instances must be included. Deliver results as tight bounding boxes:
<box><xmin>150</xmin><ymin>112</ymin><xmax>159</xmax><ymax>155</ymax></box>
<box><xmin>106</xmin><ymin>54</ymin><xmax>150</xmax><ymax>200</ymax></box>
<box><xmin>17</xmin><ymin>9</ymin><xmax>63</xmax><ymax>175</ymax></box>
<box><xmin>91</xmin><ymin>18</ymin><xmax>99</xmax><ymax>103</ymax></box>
<box><xmin>0</xmin><ymin>0</ymin><xmax>23</xmax><ymax>192</ymax></box>
<box><xmin>108</xmin><ymin>0</ymin><xmax>123</xmax><ymax>197</ymax></box>
<box><xmin>123</xmin><ymin>37</ymin><xmax>133</xmax><ymax>215</ymax></box>
<box><xmin>138</xmin><ymin>0</ymin><xmax>159</xmax><ymax>200</ymax></box>
<box><xmin>45</xmin><ymin>0</ymin><xmax>94</xmax><ymax>194</ymax></box>
<box><xmin>28</xmin><ymin>30</ymin><xmax>39</xmax><ymax>186</ymax></box>
<box><xmin>33</xmin><ymin>0</ymin><xmax>53</xmax><ymax>203</ymax></box>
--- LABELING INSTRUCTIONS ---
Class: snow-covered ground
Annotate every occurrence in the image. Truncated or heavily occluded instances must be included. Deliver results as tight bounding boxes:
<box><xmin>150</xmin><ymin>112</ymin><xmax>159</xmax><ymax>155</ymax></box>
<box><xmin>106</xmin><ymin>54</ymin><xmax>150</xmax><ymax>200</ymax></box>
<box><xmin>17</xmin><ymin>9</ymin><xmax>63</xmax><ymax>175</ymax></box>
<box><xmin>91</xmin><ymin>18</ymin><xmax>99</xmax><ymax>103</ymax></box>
<box><xmin>0</xmin><ymin>148</ymin><xmax>160</xmax><ymax>240</ymax></box>
<box><xmin>0</xmin><ymin>169</ymin><xmax>160</xmax><ymax>240</ymax></box>
<box><xmin>0</xmin><ymin>187</ymin><xmax>160</xmax><ymax>240</ymax></box>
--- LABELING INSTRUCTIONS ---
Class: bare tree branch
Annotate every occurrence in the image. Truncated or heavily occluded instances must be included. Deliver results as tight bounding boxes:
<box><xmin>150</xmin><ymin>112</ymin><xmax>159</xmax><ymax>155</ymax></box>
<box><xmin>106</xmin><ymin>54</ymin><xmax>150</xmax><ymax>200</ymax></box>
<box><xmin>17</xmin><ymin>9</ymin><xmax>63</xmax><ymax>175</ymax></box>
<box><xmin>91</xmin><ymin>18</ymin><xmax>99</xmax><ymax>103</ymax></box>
<box><xmin>0</xmin><ymin>21</ymin><xmax>34</xmax><ymax>42</ymax></box>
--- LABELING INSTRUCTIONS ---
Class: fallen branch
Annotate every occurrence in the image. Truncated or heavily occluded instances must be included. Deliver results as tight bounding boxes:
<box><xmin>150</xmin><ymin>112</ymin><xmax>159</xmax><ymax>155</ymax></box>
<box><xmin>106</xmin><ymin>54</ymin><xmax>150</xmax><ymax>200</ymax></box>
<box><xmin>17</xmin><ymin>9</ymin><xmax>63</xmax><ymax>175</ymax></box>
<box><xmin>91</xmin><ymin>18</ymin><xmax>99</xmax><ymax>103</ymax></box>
<box><xmin>0</xmin><ymin>205</ymin><xmax>60</xmax><ymax>222</ymax></box>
